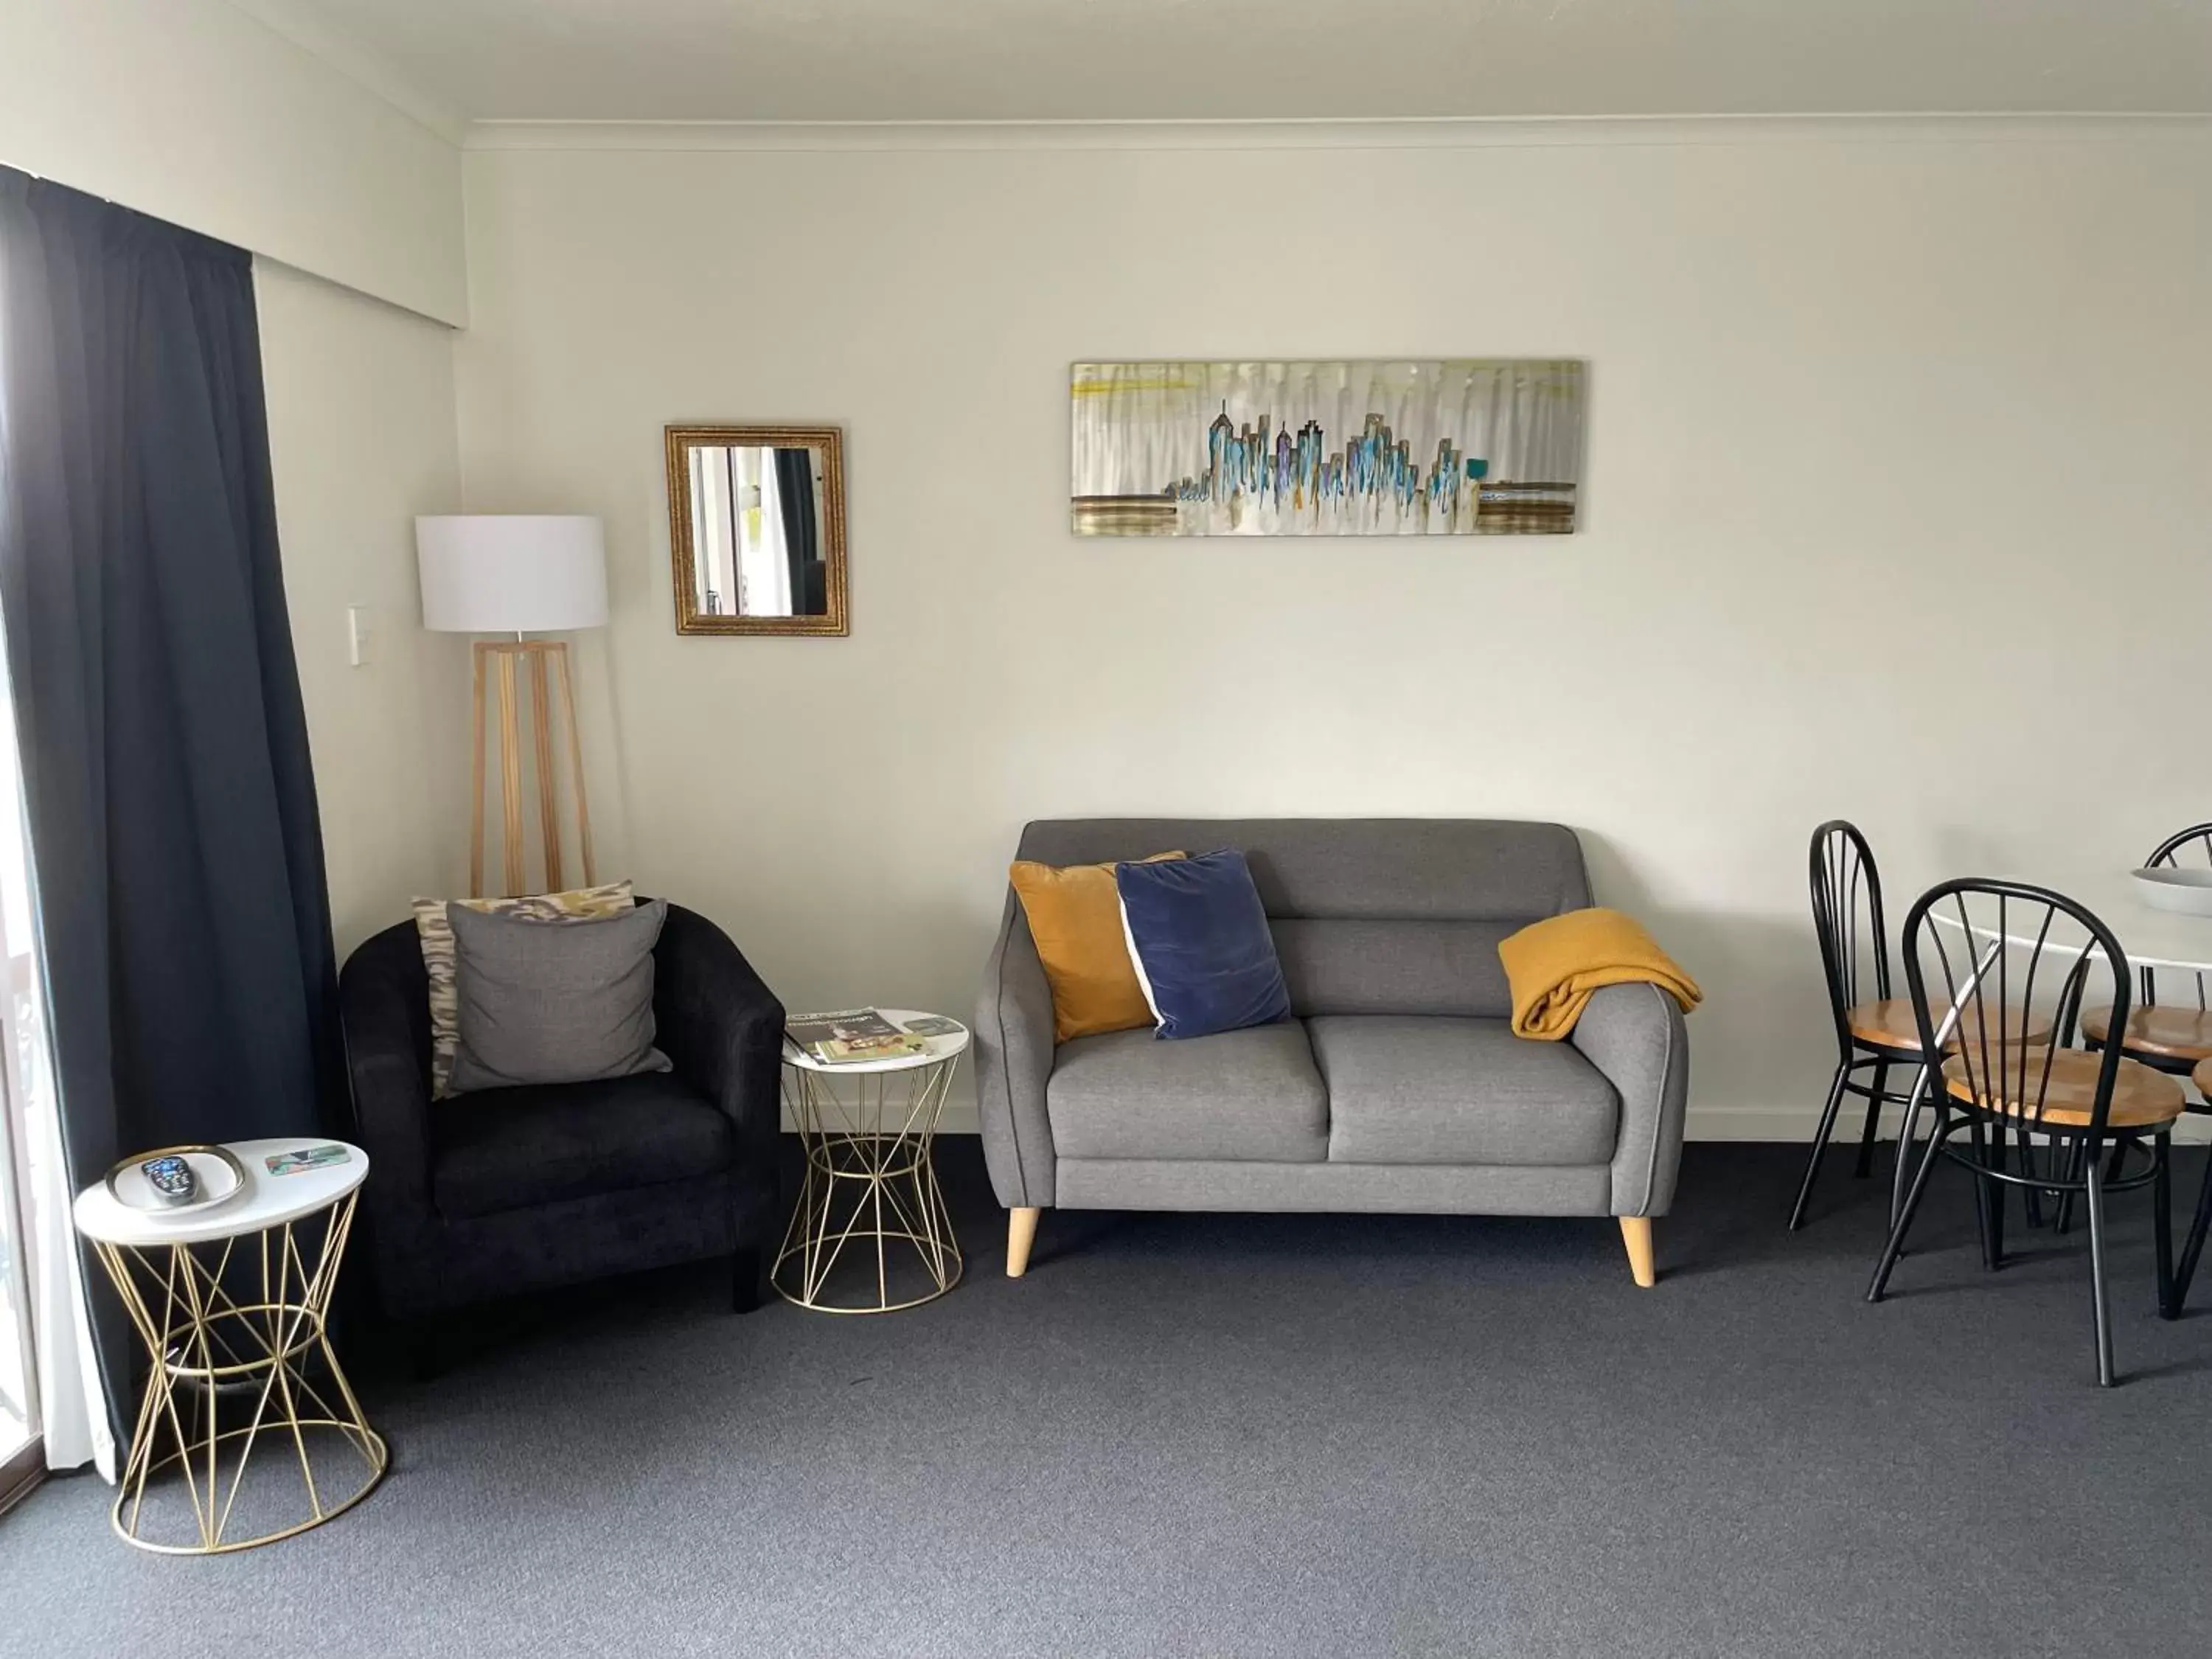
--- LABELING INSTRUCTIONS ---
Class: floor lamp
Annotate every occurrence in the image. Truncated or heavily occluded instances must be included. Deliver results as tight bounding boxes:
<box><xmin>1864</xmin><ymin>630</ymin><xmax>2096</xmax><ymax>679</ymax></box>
<box><xmin>417</xmin><ymin>515</ymin><xmax>609</xmax><ymax>898</ymax></box>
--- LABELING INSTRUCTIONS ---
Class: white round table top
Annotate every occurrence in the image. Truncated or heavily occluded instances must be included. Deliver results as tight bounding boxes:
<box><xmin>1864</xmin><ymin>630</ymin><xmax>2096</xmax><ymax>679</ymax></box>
<box><xmin>1931</xmin><ymin>870</ymin><xmax>2212</xmax><ymax>975</ymax></box>
<box><xmin>74</xmin><ymin>1138</ymin><xmax>369</xmax><ymax>1248</ymax></box>
<box><xmin>782</xmin><ymin>1009</ymin><xmax>970</xmax><ymax>1074</ymax></box>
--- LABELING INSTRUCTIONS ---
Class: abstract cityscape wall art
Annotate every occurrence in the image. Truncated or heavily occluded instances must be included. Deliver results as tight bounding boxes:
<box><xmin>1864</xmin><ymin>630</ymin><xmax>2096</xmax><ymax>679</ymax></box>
<box><xmin>1070</xmin><ymin>359</ymin><xmax>1585</xmax><ymax>537</ymax></box>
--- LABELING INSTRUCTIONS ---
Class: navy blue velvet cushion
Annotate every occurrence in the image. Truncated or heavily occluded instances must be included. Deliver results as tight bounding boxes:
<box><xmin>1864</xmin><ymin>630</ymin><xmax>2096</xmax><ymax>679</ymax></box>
<box><xmin>1114</xmin><ymin>849</ymin><xmax>1292</xmax><ymax>1040</ymax></box>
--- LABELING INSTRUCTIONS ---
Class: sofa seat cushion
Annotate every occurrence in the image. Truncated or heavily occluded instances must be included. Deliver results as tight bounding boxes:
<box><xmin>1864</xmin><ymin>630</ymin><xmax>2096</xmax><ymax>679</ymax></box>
<box><xmin>1309</xmin><ymin>1015</ymin><xmax>1618</xmax><ymax>1166</ymax></box>
<box><xmin>432</xmin><ymin>1071</ymin><xmax>735</xmax><ymax>1219</ymax></box>
<box><xmin>1048</xmin><ymin>1021</ymin><xmax>1328</xmax><ymax>1163</ymax></box>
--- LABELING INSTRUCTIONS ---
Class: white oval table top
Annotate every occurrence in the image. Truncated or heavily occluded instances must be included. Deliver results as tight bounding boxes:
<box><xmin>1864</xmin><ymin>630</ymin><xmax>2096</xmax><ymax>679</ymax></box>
<box><xmin>782</xmin><ymin>1009</ymin><xmax>970</xmax><ymax>1074</ymax></box>
<box><xmin>74</xmin><ymin>1138</ymin><xmax>369</xmax><ymax>1248</ymax></box>
<box><xmin>1930</xmin><ymin>870</ymin><xmax>2212</xmax><ymax>975</ymax></box>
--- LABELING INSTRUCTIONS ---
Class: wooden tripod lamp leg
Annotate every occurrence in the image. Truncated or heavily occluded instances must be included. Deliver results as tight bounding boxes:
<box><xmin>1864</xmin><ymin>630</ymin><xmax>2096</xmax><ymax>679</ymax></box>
<box><xmin>470</xmin><ymin>639</ymin><xmax>592</xmax><ymax>899</ymax></box>
<box><xmin>494</xmin><ymin>646</ymin><xmax>525</xmax><ymax>897</ymax></box>
<box><xmin>552</xmin><ymin>642</ymin><xmax>596</xmax><ymax>887</ymax></box>
<box><xmin>528</xmin><ymin>645</ymin><xmax>564</xmax><ymax>892</ymax></box>
<box><xmin>468</xmin><ymin>642</ymin><xmax>488</xmax><ymax>899</ymax></box>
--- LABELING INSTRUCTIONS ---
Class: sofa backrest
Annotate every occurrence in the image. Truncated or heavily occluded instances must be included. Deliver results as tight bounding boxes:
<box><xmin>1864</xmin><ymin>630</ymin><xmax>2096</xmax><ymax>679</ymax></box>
<box><xmin>1012</xmin><ymin>818</ymin><xmax>1590</xmax><ymax>1020</ymax></box>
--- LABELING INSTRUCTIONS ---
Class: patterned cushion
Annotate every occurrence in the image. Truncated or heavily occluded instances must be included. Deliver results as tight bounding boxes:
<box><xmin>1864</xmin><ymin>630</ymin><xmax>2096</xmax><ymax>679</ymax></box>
<box><xmin>412</xmin><ymin>880</ymin><xmax>633</xmax><ymax>1098</ymax></box>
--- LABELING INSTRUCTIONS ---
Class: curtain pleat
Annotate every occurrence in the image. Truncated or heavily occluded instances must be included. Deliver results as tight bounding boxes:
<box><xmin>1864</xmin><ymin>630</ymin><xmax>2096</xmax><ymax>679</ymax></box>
<box><xmin>0</xmin><ymin>167</ymin><xmax>344</xmax><ymax>1450</ymax></box>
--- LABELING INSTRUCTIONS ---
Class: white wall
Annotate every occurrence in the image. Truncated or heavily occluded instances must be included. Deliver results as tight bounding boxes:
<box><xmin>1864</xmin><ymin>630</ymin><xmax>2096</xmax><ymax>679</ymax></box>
<box><xmin>453</xmin><ymin>120</ymin><xmax>2212</xmax><ymax>1135</ymax></box>
<box><xmin>257</xmin><ymin>260</ymin><xmax>472</xmax><ymax>956</ymax></box>
<box><xmin>0</xmin><ymin>0</ymin><xmax>466</xmax><ymax>324</ymax></box>
<box><xmin>0</xmin><ymin>3</ymin><xmax>474</xmax><ymax>953</ymax></box>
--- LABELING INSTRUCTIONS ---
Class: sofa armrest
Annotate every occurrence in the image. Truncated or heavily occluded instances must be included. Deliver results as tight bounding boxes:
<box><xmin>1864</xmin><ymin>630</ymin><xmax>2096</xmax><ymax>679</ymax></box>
<box><xmin>653</xmin><ymin>903</ymin><xmax>786</xmax><ymax>1174</ymax></box>
<box><xmin>973</xmin><ymin>894</ymin><xmax>1057</xmax><ymax>1208</ymax></box>
<box><xmin>337</xmin><ymin>927</ymin><xmax>437</xmax><ymax>1236</ymax></box>
<box><xmin>1573</xmin><ymin>981</ymin><xmax>1690</xmax><ymax>1217</ymax></box>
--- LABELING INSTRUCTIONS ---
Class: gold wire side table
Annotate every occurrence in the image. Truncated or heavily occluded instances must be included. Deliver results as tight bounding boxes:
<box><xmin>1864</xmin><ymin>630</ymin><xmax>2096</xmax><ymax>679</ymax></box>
<box><xmin>73</xmin><ymin>1138</ymin><xmax>386</xmax><ymax>1554</ymax></box>
<box><xmin>775</xmin><ymin>1011</ymin><xmax>967</xmax><ymax>1313</ymax></box>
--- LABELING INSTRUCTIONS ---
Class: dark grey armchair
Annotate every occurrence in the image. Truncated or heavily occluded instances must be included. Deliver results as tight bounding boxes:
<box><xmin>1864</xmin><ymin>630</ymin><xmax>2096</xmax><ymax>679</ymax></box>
<box><xmin>338</xmin><ymin>902</ymin><xmax>784</xmax><ymax>1329</ymax></box>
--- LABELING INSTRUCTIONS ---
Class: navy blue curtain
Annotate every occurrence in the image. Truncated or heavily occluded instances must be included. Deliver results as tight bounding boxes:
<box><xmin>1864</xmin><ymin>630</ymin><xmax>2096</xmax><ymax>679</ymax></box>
<box><xmin>0</xmin><ymin>168</ymin><xmax>342</xmax><ymax>1435</ymax></box>
<box><xmin>774</xmin><ymin>446</ymin><xmax>825</xmax><ymax>615</ymax></box>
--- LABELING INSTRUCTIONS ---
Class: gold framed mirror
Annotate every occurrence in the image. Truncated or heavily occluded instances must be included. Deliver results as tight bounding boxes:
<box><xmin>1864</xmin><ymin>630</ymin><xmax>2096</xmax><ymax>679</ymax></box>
<box><xmin>665</xmin><ymin>424</ymin><xmax>847</xmax><ymax>636</ymax></box>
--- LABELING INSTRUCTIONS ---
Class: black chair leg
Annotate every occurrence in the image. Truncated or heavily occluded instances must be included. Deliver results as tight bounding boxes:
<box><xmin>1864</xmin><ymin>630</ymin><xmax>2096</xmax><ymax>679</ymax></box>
<box><xmin>2056</xmin><ymin>1140</ymin><xmax>2088</xmax><ymax>1236</ymax></box>
<box><xmin>2052</xmin><ymin>1140</ymin><xmax>2126</xmax><ymax>1235</ymax></box>
<box><xmin>1986</xmin><ymin>1121</ymin><xmax>2008</xmax><ymax>1270</ymax></box>
<box><xmin>2169</xmin><ymin>1137</ymin><xmax>2212</xmax><ymax>1321</ymax></box>
<box><xmin>2084</xmin><ymin>1142</ymin><xmax>2116</xmax><ymax>1388</ymax></box>
<box><xmin>2154</xmin><ymin>1132</ymin><xmax>2175</xmax><ymax>1320</ymax></box>
<box><xmin>1789</xmin><ymin>1059</ymin><xmax>1852</xmax><ymax>1231</ymax></box>
<box><xmin>406</xmin><ymin>1318</ymin><xmax>452</xmax><ymax>1383</ymax></box>
<box><xmin>731</xmin><ymin>1245</ymin><xmax>769</xmax><ymax>1314</ymax></box>
<box><xmin>1969</xmin><ymin>1119</ymin><xmax>2000</xmax><ymax>1273</ymax></box>
<box><xmin>1869</xmin><ymin>1108</ymin><xmax>1950</xmax><ymax>1303</ymax></box>
<box><xmin>1890</xmin><ymin>1065</ymin><xmax>1930</xmax><ymax>1232</ymax></box>
<box><xmin>1854</xmin><ymin>1061</ymin><xmax>1888</xmax><ymax>1178</ymax></box>
<box><xmin>2017</xmin><ymin>1127</ymin><xmax>2044</xmax><ymax>1230</ymax></box>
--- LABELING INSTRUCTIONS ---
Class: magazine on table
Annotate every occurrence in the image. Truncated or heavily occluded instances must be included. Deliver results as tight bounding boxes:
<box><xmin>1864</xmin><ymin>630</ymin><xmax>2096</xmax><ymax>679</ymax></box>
<box><xmin>785</xmin><ymin>1009</ymin><xmax>931</xmax><ymax>1065</ymax></box>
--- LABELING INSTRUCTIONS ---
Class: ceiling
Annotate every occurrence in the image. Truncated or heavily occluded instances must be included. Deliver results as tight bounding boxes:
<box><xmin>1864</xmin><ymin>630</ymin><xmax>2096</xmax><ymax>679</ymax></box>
<box><xmin>270</xmin><ymin>0</ymin><xmax>2212</xmax><ymax>125</ymax></box>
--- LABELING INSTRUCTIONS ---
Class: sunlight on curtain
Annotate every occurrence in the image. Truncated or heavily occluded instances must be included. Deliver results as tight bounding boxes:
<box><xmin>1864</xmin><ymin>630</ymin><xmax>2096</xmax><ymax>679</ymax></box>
<box><xmin>0</xmin><ymin>657</ymin><xmax>109</xmax><ymax>1476</ymax></box>
<box><xmin>0</xmin><ymin>360</ymin><xmax>113</xmax><ymax>1481</ymax></box>
<box><xmin>692</xmin><ymin>445</ymin><xmax>736</xmax><ymax>615</ymax></box>
<box><xmin>743</xmin><ymin>449</ymin><xmax>793</xmax><ymax>618</ymax></box>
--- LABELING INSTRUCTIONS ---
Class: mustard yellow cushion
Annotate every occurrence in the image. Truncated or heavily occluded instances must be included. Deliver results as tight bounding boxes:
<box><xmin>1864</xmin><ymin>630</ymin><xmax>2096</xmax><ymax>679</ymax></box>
<box><xmin>1009</xmin><ymin>853</ymin><xmax>1183</xmax><ymax>1043</ymax></box>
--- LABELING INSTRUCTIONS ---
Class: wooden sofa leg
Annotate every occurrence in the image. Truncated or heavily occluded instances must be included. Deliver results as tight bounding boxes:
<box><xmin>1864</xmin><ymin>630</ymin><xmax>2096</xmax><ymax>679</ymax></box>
<box><xmin>1006</xmin><ymin>1207</ymin><xmax>1040</xmax><ymax>1279</ymax></box>
<box><xmin>1618</xmin><ymin>1217</ymin><xmax>1657</xmax><ymax>1287</ymax></box>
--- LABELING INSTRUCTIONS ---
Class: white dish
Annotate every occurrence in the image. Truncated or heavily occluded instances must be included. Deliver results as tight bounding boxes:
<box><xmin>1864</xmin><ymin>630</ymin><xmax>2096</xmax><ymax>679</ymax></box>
<box><xmin>2129</xmin><ymin>866</ymin><xmax>2212</xmax><ymax>917</ymax></box>
<box><xmin>105</xmin><ymin>1147</ymin><xmax>246</xmax><ymax>1217</ymax></box>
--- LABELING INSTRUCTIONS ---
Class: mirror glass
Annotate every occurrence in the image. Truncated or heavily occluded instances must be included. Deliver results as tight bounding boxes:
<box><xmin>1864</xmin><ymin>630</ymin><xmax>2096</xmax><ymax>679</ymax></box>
<box><xmin>666</xmin><ymin>426</ymin><xmax>846</xmax><ymax>635</ymax></box>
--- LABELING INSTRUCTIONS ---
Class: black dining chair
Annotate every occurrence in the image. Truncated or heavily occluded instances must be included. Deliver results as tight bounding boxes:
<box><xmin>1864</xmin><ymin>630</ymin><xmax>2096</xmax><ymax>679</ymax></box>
<box><xmin>2046</xmin><ymin>824</ymin><xmax>2212</xmax><ymax>1241</ymax></box>
<box><xmin>1791</xmin><ymin>823</ymin><xmax>1910</xmax><ymax>1228</ymax></box>
<box><xmin>2176</xmin><ymin>1057</ymin><xmax>2212</xmax><ymax>1317</ymax></box>
<box><xmin>2081</xmin><ymin>823</ymin><xmax>2212</xmax><ymax>1078</ymax></box>
<box><xmin>1868</xmin><ymin>880</ymin><xmax>2185</xmax><ymax>1386</ymax></box>
<box><xmin>1790</xmin><ymin>822</ymin><xmax>2047</xmax><ymax>1231</ymax></box>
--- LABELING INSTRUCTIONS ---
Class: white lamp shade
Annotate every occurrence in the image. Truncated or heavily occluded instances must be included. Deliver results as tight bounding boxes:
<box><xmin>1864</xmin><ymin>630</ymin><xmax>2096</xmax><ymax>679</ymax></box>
<box><xmin>416</xmin><ymin>515</ymin><xmax>608</xmax><ymax>633</ymax></box>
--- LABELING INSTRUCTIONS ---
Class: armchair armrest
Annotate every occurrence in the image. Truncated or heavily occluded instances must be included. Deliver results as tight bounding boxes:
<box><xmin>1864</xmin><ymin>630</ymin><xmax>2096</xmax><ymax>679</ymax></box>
<box><xmin>337</xmin><ymin>923</ymin><xmax>437</xmax><ymax>1250</ymax></box>
<box><xmin>653</xmin><ymin>903</ymin><xmax>785</xmax><ymax>1172</ymax></box>
<box><xmin>974</xmin><ymin>894</ymin><xmax>1057</xmax><ymax>1208</ymax></box>
<box><xmin>1573</xmin><ymin>981</ymin><xmax>1690</xmax><ymax>1217</ymax></box>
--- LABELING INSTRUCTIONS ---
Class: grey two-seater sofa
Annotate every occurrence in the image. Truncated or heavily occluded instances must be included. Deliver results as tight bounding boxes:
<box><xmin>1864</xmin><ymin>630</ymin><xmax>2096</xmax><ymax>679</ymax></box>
<box><xmin>974</xmin><ymin>818</ymin><xmax>1688</xmax><ymax>1286</ymax></box>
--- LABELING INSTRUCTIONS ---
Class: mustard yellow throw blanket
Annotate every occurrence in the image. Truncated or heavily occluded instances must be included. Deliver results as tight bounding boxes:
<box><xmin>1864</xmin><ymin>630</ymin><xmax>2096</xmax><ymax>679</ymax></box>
<box><xmin>1498</xmin><ymin>907</ymin><xmax>1702</xmax><ymax>1040</ymax></box>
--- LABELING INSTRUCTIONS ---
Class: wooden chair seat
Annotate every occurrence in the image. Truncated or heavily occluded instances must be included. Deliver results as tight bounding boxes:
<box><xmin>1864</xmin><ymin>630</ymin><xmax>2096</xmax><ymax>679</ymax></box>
<box><xmin>1846</xmin><ymin>998</ymin><xmax>2052</xmax><ymax>1054</ymax></box>
<box><xmin>2081</xmin><ymin>1003</ymin><xmax>2212</xmax><ymax>1063</ymax></box>
<box><xmin>1940</xmin><ymin>1045</ymin><xmax>2186</xmax><ymax>1129</ymax></box>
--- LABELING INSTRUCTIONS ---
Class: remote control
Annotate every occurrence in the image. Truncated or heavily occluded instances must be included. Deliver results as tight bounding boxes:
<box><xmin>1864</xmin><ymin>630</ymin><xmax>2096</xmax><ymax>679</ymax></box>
<box><xmin>140</xmin><ymin>1155</ymin><xmax>198</xmax><ymax>1206</ymax></box>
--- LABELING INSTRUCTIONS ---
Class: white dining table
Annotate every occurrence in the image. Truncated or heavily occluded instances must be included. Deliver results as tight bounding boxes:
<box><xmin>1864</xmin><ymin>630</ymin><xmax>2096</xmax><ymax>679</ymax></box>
<box><xmin>1933</xmin><ymin>869</ymin><xmax>2212</xmax><ymax>976</ymax></box>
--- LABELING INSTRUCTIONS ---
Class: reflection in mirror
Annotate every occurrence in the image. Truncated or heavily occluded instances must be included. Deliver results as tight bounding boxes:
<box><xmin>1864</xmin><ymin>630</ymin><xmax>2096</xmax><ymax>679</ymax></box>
<box><xmin>666</xmin><ymin>425</ymin><xmax>846</xmax><ymax>636</ymax></box>
<box><xmin>687</xmin><ymin>445</ymin><xmax>826</xmax><ymax>619</ymax></box>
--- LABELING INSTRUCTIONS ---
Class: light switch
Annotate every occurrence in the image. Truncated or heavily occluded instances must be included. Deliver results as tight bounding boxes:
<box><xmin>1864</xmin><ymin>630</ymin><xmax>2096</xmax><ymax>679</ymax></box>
<box><xmin>347</xmin><ymin>605</ymin><xmax>370</xmax><ymax>667</ymax></box>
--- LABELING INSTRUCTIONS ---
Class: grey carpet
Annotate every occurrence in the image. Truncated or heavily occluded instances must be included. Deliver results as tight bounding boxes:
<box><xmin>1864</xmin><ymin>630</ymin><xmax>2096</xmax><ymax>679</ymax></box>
<box><xmin>3</xmin><ymin>1138</ymin><xmax>2209</xmax><ymax>1658</ymax></box>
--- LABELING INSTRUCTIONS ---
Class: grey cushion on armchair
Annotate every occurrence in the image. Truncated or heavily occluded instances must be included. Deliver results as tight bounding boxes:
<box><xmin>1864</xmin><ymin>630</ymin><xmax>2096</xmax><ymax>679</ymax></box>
<box><xmin>338</xmin><ymin>900</ymin><xmax>785</xmax><ymax>1320</ymax></box>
